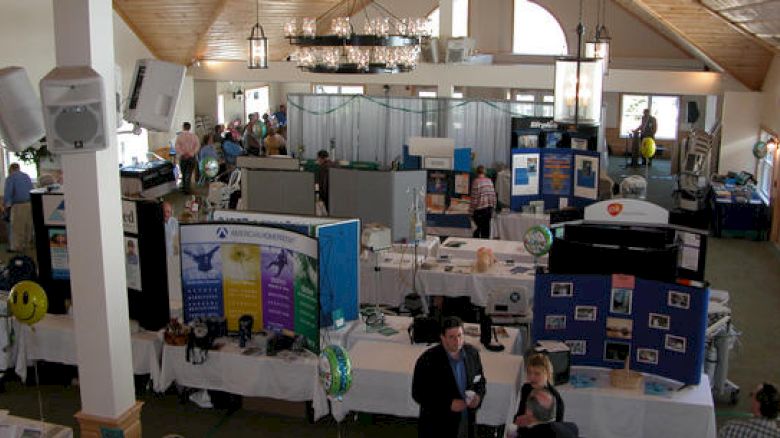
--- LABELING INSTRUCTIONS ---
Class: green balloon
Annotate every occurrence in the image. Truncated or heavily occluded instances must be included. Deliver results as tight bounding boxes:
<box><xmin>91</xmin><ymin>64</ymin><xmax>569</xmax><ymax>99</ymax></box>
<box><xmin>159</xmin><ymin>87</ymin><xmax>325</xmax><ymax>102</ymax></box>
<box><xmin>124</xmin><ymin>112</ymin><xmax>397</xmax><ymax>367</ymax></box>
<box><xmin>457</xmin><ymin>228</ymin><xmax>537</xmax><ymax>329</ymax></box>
<box><xmin>200</xmin><ymin>156</ymin><xmax>220</xmax><ymax>179</ymax></box>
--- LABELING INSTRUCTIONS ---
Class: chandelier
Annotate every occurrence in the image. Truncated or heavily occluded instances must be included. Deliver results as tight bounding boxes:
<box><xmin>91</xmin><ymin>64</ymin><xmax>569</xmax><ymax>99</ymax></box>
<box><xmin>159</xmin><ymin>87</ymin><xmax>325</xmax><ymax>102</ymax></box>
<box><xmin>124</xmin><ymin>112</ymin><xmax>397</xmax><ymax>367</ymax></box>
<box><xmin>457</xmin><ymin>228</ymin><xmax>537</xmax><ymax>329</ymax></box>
<box><xmin>553</xmin><ymin>0</ymin><xmax>603</xmax><ymax>126</ymax></box>
<box><xmin>585</xmin><ymin>0</ymin><xmax>611</xmax><ymax>75</ymax></box>
<box><xmin>284</xmin><ymin>2</ymin><xmax>429</xmax><ymax>74</ymax></box>
<box><xmin>247</xmin><ymin>0</ymin><xmax>268</xmax><ymax>69</ymax></box>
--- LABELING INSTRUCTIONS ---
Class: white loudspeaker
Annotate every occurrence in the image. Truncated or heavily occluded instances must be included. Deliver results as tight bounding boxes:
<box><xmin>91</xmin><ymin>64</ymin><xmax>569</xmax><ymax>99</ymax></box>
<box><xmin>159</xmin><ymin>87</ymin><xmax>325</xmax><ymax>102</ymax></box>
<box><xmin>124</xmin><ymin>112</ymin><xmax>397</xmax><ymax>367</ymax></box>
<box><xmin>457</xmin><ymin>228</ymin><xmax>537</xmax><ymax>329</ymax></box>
<box><xmin>124</xmin><ymin>59</ymin><xmax>185</xmax><ymax>132</ymax></box>
<box><xmin>0</xmin><ymin>67</ymin><xmax>45</xmax><ymax>152</ymax></box>
<box><xmin>40</xmin><ymin>66</ymin><xmax>108</xmax><ymax>154</ymax></box>
<box><xmin>115</xmin><ymin>64</ymin><xmax>124</xmax><ymax>128</ymax></box>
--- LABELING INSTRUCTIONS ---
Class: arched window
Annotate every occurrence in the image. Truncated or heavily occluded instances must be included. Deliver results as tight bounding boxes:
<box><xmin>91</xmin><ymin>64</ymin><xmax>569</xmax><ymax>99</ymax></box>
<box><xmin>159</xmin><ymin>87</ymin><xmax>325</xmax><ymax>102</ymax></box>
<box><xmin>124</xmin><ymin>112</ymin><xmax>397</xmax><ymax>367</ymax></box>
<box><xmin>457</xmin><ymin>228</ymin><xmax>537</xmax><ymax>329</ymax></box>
<box><xmin>513</xmin><ymin>0</ymin><xmax>567</xmax><ymax>55</ymax></box>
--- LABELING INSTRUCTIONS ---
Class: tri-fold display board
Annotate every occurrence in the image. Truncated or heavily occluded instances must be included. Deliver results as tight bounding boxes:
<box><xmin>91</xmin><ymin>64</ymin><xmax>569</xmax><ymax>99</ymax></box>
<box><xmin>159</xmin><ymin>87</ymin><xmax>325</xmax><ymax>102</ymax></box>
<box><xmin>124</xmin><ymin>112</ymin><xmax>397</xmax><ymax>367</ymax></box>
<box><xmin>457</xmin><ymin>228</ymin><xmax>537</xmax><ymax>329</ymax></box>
<box><xmin>533</xmin><ymin>273</ymin><xmax>709</xmax><ymax>386</ymax></box>
<box><xmin>184</xmin><ymin>211</ymin><xmax>361</xmax><ymax>353</ymax></box>
<box><xmin>511</xmin><ymin>148</ymin><xmax>600</xmax><ymax>211</ymax></box>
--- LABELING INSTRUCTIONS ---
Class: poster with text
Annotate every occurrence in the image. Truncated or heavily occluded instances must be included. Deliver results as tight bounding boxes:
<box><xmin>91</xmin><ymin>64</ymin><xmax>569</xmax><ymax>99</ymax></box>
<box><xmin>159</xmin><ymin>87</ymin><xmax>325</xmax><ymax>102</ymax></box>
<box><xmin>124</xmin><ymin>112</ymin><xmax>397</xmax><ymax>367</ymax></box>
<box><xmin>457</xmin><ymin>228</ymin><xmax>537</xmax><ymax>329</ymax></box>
<box><xmin>512</xmin><ymin>153</ymin><xmax>540</xmax><ymax>196</ymax></box>
<box><xmin>574</xmin><ymin>155</ymin><xmax>599</xmax><ymax>200</ymax></box>
<box><xmin>48</xmin><ymin>229</ymin><xmax>69</xmax><ymax>280</ymax></box>
<box><xmin>180</xmin><ymin>224</ymin><xmax>319</xmax><ymax>349</ymax></box>
<box><xmin>124</xmin><ymin>236</ymin><xmax>142</xmax><ymax>291</ymax></box>
<box><xmin>542</xmin><ymin>152</ymin><xmax>573</xmax><ymax>196</ymax></box>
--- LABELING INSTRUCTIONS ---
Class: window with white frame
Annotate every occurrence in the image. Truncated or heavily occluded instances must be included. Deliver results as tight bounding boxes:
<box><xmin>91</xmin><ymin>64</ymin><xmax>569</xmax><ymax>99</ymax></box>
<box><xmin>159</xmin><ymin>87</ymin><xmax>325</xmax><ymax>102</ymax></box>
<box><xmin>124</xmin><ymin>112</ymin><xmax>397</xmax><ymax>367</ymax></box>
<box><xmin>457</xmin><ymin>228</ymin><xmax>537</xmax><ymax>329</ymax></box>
<box><xmin>758</xmin><ymin>132</ymin><xmax>776</xmax><ymax>203</ymax></box>
<box><xmin>427</xmin><ymin>0</ymin><xmax>469</xmax><ymax>38</ymax></box>
<box><xmin>313</xmin><ymin>84</ymin><xmax>365</xmax><ymax>95</ymax></box>
<box><xmin>245</xmin><ymin>86</ymin><xmax>270</xmax><ymax>117</ymax></box>
<box><xmin>619</xmin><ymin>94</ymin><xmax>680</xmax><ymax>140</ymax></box>
<box><xmin>117</xmin><ymin>121</ymin><xmax>150</xmax><ymax>166</ymax></box>
<box><xmin>217</xmin><ymin>94</ymin><xmax>225</xmax><ymax>126</ymax></box>
<box><xmin>513</xmin><ymin>0</ymin><xmax>567</xmax><ymax>55</ymax></box>
<box><xmin>511</xmin><ymin>90</ymin><xmax>555</xmax><ymax>117</ymax></box>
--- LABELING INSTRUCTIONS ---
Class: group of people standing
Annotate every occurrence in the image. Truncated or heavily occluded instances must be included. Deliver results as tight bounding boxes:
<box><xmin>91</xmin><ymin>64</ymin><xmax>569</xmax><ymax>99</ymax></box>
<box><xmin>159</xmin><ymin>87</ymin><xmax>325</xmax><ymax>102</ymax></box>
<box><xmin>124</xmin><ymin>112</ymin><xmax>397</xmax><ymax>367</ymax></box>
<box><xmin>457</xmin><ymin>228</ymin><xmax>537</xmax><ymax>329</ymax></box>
<box><xmin>173</xmin><ymin>106</ymin><xmax>287</xmax><ymax>194</ymax></box>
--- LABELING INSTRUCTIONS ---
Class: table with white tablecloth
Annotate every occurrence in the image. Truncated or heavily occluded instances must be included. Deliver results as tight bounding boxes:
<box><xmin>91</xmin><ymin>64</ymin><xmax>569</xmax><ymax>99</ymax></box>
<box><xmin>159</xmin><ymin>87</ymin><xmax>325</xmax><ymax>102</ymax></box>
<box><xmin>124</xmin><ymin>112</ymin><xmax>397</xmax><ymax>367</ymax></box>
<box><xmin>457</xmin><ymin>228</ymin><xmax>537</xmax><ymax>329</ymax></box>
<box><xmin>0</xmin><ymin>413</ymin><xmax>73</xmax><ymax>438</ymax></box>
<box><xmin>415</xmin><ymin>258</ymin><xmax>536</xmax><ymax>309</ymax></box>
<box><xmin>360</xmin><ymin>253</ymin><xmax>536</xmax><ymax>311</ymax></box>
<box><xmin>330</xmin><ymin>340</ymin><xmax>524</xmax><ymax>428</ymax></box>
<box><xmin>439</xmin><ymin>237</ymin><xmax>536</xmax><ymax>263</ymax></box>
<box><xmin>13</xmin><ymin>314</ymin><xmax>162</xmax><ymax>385</ymax></box>
<box><xmin>391</xmin><ymin>235</ymin><xmax>440</xmax><ymax>258</ymax></box>
<box><xmin>343</xmin><ymin>315</ymin><xmax>525</xmax><ymax>355</ymax></box>
<box><xmin>492</xmin><ymin>212</ymin><xmax>550</xmax><ymax>241</ymax></box>
<box><xmin>558</xmin><ymin>367</ymin><xmax>717</xmax><ymax>438</ymax></box>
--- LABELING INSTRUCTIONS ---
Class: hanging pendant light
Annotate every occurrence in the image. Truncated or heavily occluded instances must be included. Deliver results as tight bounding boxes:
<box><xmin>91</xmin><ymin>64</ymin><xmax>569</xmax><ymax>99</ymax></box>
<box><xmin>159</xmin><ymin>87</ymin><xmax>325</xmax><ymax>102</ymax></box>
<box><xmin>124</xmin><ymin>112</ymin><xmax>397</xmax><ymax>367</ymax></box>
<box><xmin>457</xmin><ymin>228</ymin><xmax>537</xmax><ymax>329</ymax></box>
<box><xmin>554</xmin><ymin>0</ymin><xmax>603</xmax><ymax>126</ymax></box>
<box><xmin>585</xmin><ymin>0</ymin><xmax>611</xmax><ymax>74</ymax></box>
<box><xmin>248</xmin><ymin>0</ymin><xmax>268</xmax><ymax>69</ymax></box>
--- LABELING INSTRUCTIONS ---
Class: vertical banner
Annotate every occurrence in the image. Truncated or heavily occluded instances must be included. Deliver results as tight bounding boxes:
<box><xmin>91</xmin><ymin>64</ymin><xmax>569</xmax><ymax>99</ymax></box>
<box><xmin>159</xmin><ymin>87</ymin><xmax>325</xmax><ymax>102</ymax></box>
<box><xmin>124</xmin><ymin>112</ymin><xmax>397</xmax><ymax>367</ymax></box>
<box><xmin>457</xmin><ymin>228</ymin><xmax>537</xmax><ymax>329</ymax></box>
<box><xmin>574</xmin><ymin>155</ymin><xmax>599</xmax><ymax>200</ymax></box>
<box><xmin>124</xmin><ymin>236</ymin><xmax>142</xmax><ymax>291</ymax></box>
<box><xmin>48</xmin><ymin>229</ymin><xmax>69</xmax><ymax>280</ymax></box>
<box><xmin>223</xmin><ymin>244</ymin><xmax>262</xmax><ymax>331</ymax></box>
<box><xmin>512</xmin><ymin>152</ymin><xmax>541</xmax><ymax>196</ymax></box>
<box><xmin>180</xmin><ymin>223</ymin><xmax>319</xmax><ymax>351</ymax></box>
<box><xmin>542</xmin><ymin>152</ymin><xmax>573</xmax><ymax>196</ymax></box>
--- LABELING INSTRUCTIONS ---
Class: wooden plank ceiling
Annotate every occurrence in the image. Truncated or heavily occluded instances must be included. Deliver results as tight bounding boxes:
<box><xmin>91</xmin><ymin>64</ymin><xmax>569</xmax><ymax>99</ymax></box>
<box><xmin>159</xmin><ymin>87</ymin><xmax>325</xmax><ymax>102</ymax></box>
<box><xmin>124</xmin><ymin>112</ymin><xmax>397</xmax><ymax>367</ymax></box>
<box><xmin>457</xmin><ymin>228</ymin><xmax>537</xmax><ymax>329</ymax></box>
<box><xmin>114</xmin><ymin>0</ymin><xmax>778</xmax><ymax>91</ymax></box>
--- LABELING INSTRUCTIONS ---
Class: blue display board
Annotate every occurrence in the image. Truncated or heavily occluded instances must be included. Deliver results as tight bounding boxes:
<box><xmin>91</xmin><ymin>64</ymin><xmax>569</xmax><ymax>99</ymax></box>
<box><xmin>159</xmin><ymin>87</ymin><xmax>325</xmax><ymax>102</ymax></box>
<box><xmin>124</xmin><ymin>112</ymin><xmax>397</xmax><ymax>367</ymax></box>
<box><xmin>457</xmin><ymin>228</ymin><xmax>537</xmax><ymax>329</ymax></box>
<box><xmin>532</xmin><ymin>273</ymin><xmax>709</xmax><ymax>385</ymax></box>
<box><xmin>210</xmin><ymin>210</ymin><xmax>361</xmax><ymax>329</ymax></box>
<box><xmin>510</xmin><ymin>148</ymin><xmax>600</xmax><ymax>211</ymax></box>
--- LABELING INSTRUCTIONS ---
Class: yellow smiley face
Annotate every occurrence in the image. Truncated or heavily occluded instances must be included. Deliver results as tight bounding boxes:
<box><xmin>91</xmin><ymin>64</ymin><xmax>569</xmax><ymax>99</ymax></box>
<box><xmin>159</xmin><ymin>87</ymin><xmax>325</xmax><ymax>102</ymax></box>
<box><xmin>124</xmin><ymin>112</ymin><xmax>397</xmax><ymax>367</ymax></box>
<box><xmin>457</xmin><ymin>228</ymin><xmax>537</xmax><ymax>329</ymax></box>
<box><xmin>9</xmin><ymin>281</ymin><xmax>48</xmax><ymax>326</ymax></box>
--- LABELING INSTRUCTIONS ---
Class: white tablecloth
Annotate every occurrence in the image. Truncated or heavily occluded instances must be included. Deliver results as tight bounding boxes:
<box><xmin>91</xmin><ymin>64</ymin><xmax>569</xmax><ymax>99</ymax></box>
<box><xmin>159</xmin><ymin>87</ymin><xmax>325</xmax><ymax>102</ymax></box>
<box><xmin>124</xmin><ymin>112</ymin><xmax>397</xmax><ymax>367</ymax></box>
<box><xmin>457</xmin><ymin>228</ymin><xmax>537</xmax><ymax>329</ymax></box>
<box><xmin>440</xmin><ymin>237</ymin><xmax>536</xmax><ymax>263</ymax></box>
<box><xmin>558</xmin><ymin>367</ymin><xmax>717</xmax><ymax>438</ymax></box>
<box><xmin>0</xmin><ymin>413</ymin><xmax>73</xmax><ymax>438</ymax></box>
<box><xmin>492</xmin><ymin>212</ymin><xmax>550</xmax><ymax>241</ymax></box>
<box><xmin>416</xmin><ymin>258</ymin><xmax>536</xmax><ymax>309</ymax></box>
<box><xmin>330</xmin><ymin>340</ymin><xmax>524</xmax><ymax>427</ymax></box>
<box><xmin>391</xmin><ymin>236</ymin><xmax>440</xmax><ymax>258</ymax></box>
<box><xmin>359</xmin><ymin>252</ymin><xmax>424</xmax><ymax>306</ymax></box>
<box><xmin>156</xmin><ymin>342</ymin><xmax>318</xmax><ymax>400</ymax></box>
<box><xmin>343</xmin><ymin>315</ymin><xmax>525</xmax><ymax>355</ymax></box>
<box><xmin>13</xmin><ymin>314</ymin><xmax>162</xmax><ymax>385</ymax></box>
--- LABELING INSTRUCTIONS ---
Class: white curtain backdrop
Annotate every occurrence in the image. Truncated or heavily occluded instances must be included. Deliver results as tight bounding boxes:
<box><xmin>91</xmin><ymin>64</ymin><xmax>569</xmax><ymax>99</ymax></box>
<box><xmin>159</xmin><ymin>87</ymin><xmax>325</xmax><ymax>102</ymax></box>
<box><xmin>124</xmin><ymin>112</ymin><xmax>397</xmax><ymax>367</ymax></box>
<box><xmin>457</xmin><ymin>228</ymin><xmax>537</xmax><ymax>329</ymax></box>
<box><xmin>289</xmin><ymin>94</ymin><xmax>513</xmax><ymax>166</ymax></box>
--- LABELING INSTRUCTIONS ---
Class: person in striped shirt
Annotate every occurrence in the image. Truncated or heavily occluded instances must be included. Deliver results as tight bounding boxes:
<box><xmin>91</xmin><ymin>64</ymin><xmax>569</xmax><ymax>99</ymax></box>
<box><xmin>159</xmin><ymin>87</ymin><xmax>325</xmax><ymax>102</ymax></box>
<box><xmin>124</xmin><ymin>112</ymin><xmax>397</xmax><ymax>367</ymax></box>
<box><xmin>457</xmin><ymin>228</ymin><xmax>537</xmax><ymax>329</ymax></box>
<box><xmin>469</xmin><ymin>165</ymin><xmax>496</xmax><ymax>239</ymax></box>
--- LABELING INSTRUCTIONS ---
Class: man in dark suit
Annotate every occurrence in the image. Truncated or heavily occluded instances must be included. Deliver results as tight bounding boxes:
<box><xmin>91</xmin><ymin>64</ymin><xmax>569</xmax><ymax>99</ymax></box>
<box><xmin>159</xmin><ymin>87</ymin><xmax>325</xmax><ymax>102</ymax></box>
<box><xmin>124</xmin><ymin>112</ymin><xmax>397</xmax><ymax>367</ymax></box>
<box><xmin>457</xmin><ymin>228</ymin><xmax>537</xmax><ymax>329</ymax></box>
<box><xmin>517</xmin><ymin>388</ymin><xmax>578</xmax><ymax>438</ymax></box>
<box><xmin>412</xmin><ymin>316</ymin><xmax>486</xmax><ymax>438</ymax></box>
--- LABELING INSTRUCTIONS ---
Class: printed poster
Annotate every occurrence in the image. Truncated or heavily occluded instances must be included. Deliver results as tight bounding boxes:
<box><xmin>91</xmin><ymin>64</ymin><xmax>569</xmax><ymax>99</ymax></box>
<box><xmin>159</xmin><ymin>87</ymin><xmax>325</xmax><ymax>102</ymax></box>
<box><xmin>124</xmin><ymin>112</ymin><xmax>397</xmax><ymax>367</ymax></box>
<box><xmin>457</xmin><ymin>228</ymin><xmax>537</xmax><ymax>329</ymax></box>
<box><xmin>180</xmin><ymin>224</ymin><xmax>319</xmax><ymax>350</ymax></box>
<box><xmin>42</xmin><ymin>194</ymin><xmax>66</xmax><ymax>226</ymax></box>
<box><xmin>48</xmin><ymin>229</ymin><xmax>69</xmax><ymax>280</ymax></box>
<box><xmin>574</xmin><ymin>155</ymin><xmax>598</xmax><ymax>200</ymax></box>
<box><xmin>512</xmin><ymin>153</ymin><xmax>540</xmax><ymax>196</ymax></box>
<box><xmin>454</xmin><ymin>173</ymin><xmax>470</xmax><ymax>195</ymax></box>
<box><xmin>542</xmin><ymin>152</ymin><xmax>573</xmax><ymax>196</ymax></box>
<box><xmin>124</xmin><ymin>236</ymin><xmax>142</xmax><ymax>291</ymax></box>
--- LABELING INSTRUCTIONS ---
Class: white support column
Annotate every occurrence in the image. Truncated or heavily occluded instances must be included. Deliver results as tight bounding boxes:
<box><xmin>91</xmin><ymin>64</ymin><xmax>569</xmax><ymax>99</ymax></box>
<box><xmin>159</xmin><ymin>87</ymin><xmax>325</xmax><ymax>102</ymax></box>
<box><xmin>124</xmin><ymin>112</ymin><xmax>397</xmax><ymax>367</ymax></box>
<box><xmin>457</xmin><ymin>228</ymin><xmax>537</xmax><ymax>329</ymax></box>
<box><xmin>439</xmin><ymin>0</ymin><xmax>454</xmax><ymax>41</ymax></box>
<box><xmin>438</xmin><ymin>83</ymin><xmax>454</xmax><ymax>98</ymax></box>
<box><xmin>50</xmin><ymin>0</ymin><xmax>138</xmax><ymax>427</ymax></box>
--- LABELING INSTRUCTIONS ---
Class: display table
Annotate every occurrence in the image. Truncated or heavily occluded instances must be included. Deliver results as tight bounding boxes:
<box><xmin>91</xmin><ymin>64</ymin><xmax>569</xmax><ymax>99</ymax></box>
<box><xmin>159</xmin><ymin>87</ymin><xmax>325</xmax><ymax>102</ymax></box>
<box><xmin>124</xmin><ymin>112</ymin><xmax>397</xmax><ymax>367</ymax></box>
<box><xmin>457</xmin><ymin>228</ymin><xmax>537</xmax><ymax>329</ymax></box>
<box><xmin>711</xmin><ymin>183</ymin><xmax>769</xmax><ymax>240</ymax></box>
<box><xmin>415</xmin><ymin>258</ymin><xmax>536</xmax><ymax>309</ymax></box>
<box><xmin>330</xmin><ymin>340</ymin><xmax>524</xmax><ymax>428</ymax></box>
<box><xmin>343</xmin><ymin>315</ymin><xmax>525</xmax><ymax>355</ymax></box>
<box><xmin>440</xmin><ymin>237</ymin><xmax>535</xmax><ymax>263</ymax></box>
<box><xmin>557</xmin><ymin>367</ymin><xmax>717</xmax><ymax>438</ymax></box>
<box><xmin>0</xmin><ymin>413</ymin><xmax>73</xmax><ymax>438</ymax></box>
<box><xmin>359</xmin><ymin>252</ymin><xmax>424</xmax><ymax>307</ymax></box>
<box><xmin>13</xmin><ymin>314</ymin><xmax>162</xmax><ymax>385</ymax></box>
<box><xmin>156</xmin><ymin>341</ymin><xmax>317</xmax><ymax>400</ymax></box>
<box><xmin>492</xmin><ymin>212</ymin><xmax>549</xmax><ymax>241</ymax></box>
<box><xmin>391</xmin><ymin>235</ymin><xmax>440</xmax><ymax>258</ymax></box>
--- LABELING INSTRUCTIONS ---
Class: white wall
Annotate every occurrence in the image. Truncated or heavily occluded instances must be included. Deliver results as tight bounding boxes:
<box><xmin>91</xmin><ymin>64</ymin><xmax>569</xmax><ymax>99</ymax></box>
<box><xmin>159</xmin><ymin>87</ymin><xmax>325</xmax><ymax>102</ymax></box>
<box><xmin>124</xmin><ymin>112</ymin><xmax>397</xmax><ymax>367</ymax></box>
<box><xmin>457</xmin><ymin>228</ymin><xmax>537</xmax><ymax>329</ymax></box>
<box><xmin>720</xmin><ymin>91</ymin><xmax>762</xmax><ymax>173</ymax></box>
<box><xmin>194</xmin><ymin>80</ymin><xmax>218</xmax><ymax>122</ymax></box>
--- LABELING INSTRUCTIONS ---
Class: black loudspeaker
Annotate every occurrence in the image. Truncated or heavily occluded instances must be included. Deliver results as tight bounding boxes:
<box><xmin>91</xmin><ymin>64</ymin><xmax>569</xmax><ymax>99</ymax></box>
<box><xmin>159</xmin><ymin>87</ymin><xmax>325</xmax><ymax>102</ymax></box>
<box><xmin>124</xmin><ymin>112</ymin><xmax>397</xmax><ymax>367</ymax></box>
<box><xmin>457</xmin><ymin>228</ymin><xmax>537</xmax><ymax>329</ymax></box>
<box><xmin>687</xmin><ymin>101</ymin><xmax>700</xmax><ymax>124</ymax></box>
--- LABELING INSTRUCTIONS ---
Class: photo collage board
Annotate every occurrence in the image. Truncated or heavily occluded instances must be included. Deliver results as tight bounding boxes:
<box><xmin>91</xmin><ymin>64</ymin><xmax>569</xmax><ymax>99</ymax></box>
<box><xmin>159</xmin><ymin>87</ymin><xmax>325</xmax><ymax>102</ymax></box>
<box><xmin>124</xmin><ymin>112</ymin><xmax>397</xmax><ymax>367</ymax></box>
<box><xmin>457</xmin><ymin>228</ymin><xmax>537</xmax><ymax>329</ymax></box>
<box><xmin>532</xmin><ymin>273</ymin><xmax>709</xmax><ymax>385</ymax></box>
<box><xmin>510</xmin><ymin>148</ymin><xmax>600</xmax><ymax>211</ymax></box>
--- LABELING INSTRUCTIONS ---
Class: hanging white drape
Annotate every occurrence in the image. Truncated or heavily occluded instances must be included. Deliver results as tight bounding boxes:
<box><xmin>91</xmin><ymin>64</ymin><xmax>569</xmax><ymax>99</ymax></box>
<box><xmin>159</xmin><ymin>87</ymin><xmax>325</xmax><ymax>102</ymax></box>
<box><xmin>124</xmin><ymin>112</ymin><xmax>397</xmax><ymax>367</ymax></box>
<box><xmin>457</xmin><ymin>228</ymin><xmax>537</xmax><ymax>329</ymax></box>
<box><xmin>289</xmin><ymin>94</ymin><xmax>513</xmax><ymax>166</ymax></box>
<box><xmin>446</xmin><ymin>100</ymin><xmax>512</xmax><ymax>166</ymax></box>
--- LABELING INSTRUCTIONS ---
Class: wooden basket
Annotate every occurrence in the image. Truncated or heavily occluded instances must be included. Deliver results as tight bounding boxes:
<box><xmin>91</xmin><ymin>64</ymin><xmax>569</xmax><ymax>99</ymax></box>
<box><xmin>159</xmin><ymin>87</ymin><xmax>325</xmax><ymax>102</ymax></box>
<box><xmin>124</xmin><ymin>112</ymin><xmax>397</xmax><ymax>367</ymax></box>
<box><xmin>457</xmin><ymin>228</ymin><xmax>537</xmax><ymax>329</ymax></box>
<box><xmin>609</xmin><ymin>358</ymin><xmax>644</xmax><ymax>390</ymax></box>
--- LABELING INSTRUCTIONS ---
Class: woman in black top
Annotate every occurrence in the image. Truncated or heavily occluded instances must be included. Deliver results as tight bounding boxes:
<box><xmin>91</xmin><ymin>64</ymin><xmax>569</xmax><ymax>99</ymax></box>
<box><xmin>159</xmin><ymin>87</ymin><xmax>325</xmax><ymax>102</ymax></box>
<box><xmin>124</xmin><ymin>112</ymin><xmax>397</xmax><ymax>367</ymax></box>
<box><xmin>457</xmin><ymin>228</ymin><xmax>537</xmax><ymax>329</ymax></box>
<box><xmin>514</xmin><ymin>353</ymin><xmax>565</xmax><ymax>426</ymax></box>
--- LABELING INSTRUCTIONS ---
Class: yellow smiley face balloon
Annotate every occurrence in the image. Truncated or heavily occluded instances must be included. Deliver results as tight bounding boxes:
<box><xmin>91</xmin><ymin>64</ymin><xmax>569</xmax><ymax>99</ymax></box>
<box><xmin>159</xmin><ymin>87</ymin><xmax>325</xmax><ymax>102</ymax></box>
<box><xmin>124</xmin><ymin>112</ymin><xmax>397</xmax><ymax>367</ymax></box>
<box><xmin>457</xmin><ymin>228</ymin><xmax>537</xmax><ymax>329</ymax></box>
<box><xmin>9</xmin><ymin>281</ymin><xmax>48</xmax><ymax>326</ymax></box>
